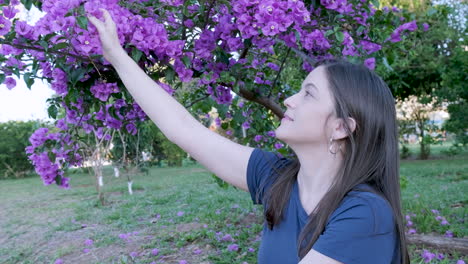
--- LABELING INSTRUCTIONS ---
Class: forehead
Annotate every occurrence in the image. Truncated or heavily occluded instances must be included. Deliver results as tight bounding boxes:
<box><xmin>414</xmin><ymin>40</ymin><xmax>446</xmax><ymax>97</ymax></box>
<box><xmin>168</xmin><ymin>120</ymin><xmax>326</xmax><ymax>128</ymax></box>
<box><xmin>302</xmin><ymin>66</ymin><xmax>329</xmax><ymax>92</ymax></box>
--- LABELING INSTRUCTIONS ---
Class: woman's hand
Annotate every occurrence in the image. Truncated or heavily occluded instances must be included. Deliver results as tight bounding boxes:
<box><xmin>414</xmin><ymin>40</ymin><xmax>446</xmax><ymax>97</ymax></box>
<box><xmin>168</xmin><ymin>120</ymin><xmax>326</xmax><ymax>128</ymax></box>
<box><xmin>87</xmin><ymin>8</ymin><xmax>124</xmax><ymax>64</ymax></box>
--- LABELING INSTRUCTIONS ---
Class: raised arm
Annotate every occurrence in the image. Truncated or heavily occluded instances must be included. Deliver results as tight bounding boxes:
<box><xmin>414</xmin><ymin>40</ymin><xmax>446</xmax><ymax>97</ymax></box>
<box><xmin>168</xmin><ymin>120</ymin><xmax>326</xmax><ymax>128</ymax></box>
<box><xmin>87</xmin><ymin>9</ymin><xmax>254</xmax><ymax>191</ymax></box>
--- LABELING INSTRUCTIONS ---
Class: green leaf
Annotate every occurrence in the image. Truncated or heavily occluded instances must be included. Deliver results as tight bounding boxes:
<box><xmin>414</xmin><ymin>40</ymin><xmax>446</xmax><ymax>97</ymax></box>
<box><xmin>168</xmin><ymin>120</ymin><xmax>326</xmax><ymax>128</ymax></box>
<box><xmin>69</xmin><ymin>68</ymin><xmax>87</xmax><ymax>86</ymax></box>
<box><xmin>165</xmin><ymin>67</ymin><xmax>175</xmax><ymax>83</ymax></box>
<box><xmin>335</xmin><ymin>31</ymin><xmax>344</xmax><ymax>43</ymax></box>
<box><xmin>383</xmin><ymin>57</ymin><xmax>394</xmax><ymax>72</ymax></box>
<box><xmin>48</xmin><ymin>105</ymin><xmax>58</xmax><ymax>119</ymax></box>
<box><xmin>221</xmin><ymin>122</ymin><xmax>228</xmax><ymax>130</ymax></box>
<box><xmin>21</xmin><ymin>0</ymin><xmax>33</xmax><ymax>10</ymax></box>
<box><xmin>0</xmin><ymin>74</ymin><xmax>5</xmax><ymax>85</ymax></box>
<box><xmin>357</xmin><ymin>26</ymin><xmax>366</xmax><ymax>35</ymax></box>
<box><xmin>23</xmin><ymin>72</ymin><xmax>35</xmax><ymax>89</ymax></box>
<box><xmin>426</xmin><ymin>7</ymin><xmax>437</xmax><ymax>16</ymax></box>
<box><xmin>131</xmin><ymin>48</ymin><xmax>143</xmax><ymax>62</ymax></box>
<box><xmin>181</xmin><ymin>56</ymin><xmax>191</xmax><ymax>68</ymax></box>
<box><xmin>76</xmin><ymin>16</ymin><xmax>88</xmax><ymax>30</ymax></box>
<box><xmin>325</xmin><ymin>29</ymin><xmax>334</xmax><ymax>37</ymax></box>
<box><xmin>232</xmin><ymin>82</ymin><xmax>240</xmax><ymax>94</ymax></box>
<box><xmin>53</xmin><ymin>42</ymin><xmax>68</xmax><ymax>51</ymax></box>
<box><xmin>38</xmin><ymin>40</ymin><xmax>49</xmax><ymax>51</ymax></box>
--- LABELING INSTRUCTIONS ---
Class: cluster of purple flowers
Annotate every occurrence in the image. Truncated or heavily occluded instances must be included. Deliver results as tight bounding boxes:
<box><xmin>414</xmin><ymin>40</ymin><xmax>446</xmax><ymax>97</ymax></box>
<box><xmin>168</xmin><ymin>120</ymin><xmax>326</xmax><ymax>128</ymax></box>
<box><xmin>388</xmin><ymin>20</ymin><xmax>419</xmax><ymax>43</ymax></box>
<box><xmin>90</xmin><ymin>81</ymin><xmax>120</xmax><ymax>102</ymax></box>
<box><xmin>0</xmin><ymin>0</ymin><xmax>433</xmax><ymax>190</ymax></box>
<box><xmin>25</xmin><ymin>127</ymin><xmax>81</xmax><ymax>188</ymax></box>
<box><xmin>51</xmin><ymin>68</ymin><xmax>68</xmax><ymax>95</ymax></box>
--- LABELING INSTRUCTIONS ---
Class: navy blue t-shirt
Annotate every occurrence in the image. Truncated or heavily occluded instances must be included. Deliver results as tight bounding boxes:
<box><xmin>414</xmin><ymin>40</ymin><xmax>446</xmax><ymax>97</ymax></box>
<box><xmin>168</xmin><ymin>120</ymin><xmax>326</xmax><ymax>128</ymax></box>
<box><xmin>247</xmin><ymin>148</ymin><xmax>399</xmax><ymax>264</ymax></box>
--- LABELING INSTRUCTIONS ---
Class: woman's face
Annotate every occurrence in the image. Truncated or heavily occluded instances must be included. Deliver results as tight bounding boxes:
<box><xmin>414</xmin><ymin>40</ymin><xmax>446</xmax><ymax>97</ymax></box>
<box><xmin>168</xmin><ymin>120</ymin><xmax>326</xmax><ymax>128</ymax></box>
<box><xmin>275</xmin><ymin>66</ymin><xmax>337</xmax><ymax>147</ymax></box>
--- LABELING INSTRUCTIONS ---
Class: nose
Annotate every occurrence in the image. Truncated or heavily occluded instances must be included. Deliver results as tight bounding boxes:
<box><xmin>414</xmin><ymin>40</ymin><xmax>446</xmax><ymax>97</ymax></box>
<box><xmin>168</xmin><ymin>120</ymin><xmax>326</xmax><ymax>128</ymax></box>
<box><xmin>283</xmin><ymin>95</ymin><xmax>295</xmax><ymax>109</ymax></box>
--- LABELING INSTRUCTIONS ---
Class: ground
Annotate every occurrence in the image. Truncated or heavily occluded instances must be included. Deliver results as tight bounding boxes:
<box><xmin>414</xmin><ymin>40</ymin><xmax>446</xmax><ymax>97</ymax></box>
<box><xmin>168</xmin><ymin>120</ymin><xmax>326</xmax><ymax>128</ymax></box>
<box><xmin>0</xmin><ymin>149</ymin><xmax>466</xmax><ymax>264</ymax></box>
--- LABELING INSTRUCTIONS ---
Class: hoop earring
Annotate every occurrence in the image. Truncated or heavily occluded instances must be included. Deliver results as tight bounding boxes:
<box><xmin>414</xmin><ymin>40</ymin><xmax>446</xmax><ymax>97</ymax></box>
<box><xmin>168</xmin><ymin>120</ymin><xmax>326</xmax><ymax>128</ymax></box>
<box><xmin>328</xmin><ymin>137</ymin><xmax>342</xmax><ymax>157</ymax></box>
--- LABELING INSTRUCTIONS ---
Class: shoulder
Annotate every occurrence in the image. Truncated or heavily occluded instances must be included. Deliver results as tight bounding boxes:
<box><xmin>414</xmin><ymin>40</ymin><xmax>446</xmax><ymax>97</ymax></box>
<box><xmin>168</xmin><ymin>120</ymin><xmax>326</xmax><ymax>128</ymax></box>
<box><xmin>328</xmin><ymin>187</ymin><xmax>395</xmax><ymax>235</ymax></box>
<box><xmin>248</xmin><ymin>148</ymin><xmax>292</xmax><ymax>173</ymax></box>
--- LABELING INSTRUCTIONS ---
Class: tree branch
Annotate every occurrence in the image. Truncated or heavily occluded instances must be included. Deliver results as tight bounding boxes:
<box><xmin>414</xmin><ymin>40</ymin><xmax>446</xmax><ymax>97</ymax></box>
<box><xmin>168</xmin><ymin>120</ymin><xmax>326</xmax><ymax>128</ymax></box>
<box><xmin>274</xmin><ymin>38</ymin><xmax>317</xmax><ymax>66</ymax></box>
<box><xmin>0</xmin><ymin>40</ymin><xmax>94</xmax><ymax>63</ymax></box>
<box><xmin>184</xmin><ymin>93</ymin><xmax>211</xmax><ymax>108</ymax></box>
<box><xmin>268</xmin><ymin>47</ymin><xmax>291</xmax><ymax>98</ymax></box>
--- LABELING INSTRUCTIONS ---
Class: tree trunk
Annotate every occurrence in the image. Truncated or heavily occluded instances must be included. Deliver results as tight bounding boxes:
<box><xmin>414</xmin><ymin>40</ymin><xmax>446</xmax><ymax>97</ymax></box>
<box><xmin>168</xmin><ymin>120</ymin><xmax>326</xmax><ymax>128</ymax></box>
<box><xmin>419</xmin><ymin>120</ymin><xmax>430</xmax><ymax>159</ymax></box>
<box><xmin>128</xmin><ymin>181</ymin><xmax>133</xmax><ymax>195</ymax></box>
<box><xmin>407</xmin><ymin>234</ymin><xmax>468</xmax><ymax>254</ymax></box>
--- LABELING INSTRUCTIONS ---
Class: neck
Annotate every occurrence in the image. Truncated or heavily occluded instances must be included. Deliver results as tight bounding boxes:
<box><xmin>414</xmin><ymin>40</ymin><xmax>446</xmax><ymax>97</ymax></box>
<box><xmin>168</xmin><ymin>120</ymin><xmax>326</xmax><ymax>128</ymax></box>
<box><xmin>294</xmin><ymin>144</ymin><xmax>343</xmax><ymax>202</ymax></box>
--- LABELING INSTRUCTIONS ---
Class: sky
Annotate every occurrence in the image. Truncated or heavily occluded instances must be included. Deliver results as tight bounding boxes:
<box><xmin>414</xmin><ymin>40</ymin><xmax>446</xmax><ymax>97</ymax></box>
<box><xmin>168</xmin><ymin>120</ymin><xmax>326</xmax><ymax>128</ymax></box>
<box><xmin>0</xmin><ymin>5</ymin><xmax>53</xmax><ymax>122</ymax></box>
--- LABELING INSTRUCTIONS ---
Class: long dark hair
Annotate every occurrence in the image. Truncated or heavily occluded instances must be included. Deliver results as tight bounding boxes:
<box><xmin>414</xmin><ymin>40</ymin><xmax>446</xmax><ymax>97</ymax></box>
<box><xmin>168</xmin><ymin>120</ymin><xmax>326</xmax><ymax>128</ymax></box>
<box><xmin>262</xmin><ymin>59</ymin><xmax>409</xmax><ymax>263</ymax></box>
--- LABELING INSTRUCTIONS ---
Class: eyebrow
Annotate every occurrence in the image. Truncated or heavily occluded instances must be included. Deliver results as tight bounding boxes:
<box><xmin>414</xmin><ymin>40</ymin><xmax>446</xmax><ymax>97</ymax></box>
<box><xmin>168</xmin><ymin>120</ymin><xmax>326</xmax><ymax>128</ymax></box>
<box><xmin>303</xmin><ymin>83</ymin><xmax>318</xmax><ymax>92</ymax></box>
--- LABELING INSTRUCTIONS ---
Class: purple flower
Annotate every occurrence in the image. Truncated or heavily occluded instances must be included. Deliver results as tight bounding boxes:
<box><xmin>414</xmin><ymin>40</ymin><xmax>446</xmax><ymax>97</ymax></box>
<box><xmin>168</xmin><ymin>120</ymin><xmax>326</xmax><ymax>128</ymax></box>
<box><xmin>221</xmin><ymin>234</ymin><xmax>234</xmax><ymax>242</ymax></box>
<box><xmin>254</xmin><ymin>135</ymin><xmax>263</xmax><ymax>142</ymax></box>
<box><xmin>177</xmin><ymin>211</ymin><xmax>184</xmax><ymax>217</ymax></box>
<box><xmin>193</xmin><ymin>249</ymin><xmax>202</xmax><ymax>255</ymax></box>
<box><xmin>84</xmin><ymin>239</ymin><xmax>93</xmax><ymax>246</ymax></box>
<box><xmin>262</xmin><ymin>21</ymin><xmax>280</xmax><ymax>36</ymax></box>
<box><xmin>445</xmin><ymin>230</ymin><xmax>453</xmax><ymax>238</ymax></box>
<box><xmin>126</xmin><ymin>123</ymin><xmax>137</xmax><ymax>136</ymax></box>
<box><xmin>431</xmin><ymin>209</ymin><xmax>440</xmax><ymax>215</ymax></box>
<box><xmin>360</xmin><ymin>40</ymin><xmax>381</xmax><ymax>54</ymax></box>
<box><xmin>437</xmin><ymin>253</ymin><xmax>444</xmax><ymax>260</ymax></box>
<box><xmin>364</xmin><ymin>57</ymin><xmax>376</xmax><ymax>70</ymax></box>
<box><xmin>54</xmin><ymin>259</ymin><xmax>64</xmax><ymax>264</ymax></box>
<box><xmin>248</xmin><ymin>247</ymin><xmax>255</xmax><ymax>252</ymax></box>
<box><xmin>406</xmin><ymin>220</ymin><xmax>413</xmax><ymax>227</ymax></box>
<box><xmin>267</xmin><ymin>131</ymin><xmax>276</xmax><ymax>137</ymax></box>
<box><xmin>421</xmin><ymin>249</ymin><xmax>435</xmax><ymax>263</ymax></box>
<box><xmin>29</xmin><ymin>128</ymin><xmax>49</xmax><ymax>148</ymax></box>
<box><xmin>130</xmin><ymin>251</ymin><xmax>138</xmax><ymax>258</ymax></box>
<box><xmin>4</xmin><ymin>77</ymin><xmax>16</xmax><ymax>90</ymax></box>
<box><xmin>0</xmin><ymin>16</ymin><xmax>12</xmax><ymax>35</ymax></box>
<box><xmin>267</xmin><ymin>62</ymin><xmax>280</xmax><ymax>71</ymax></box>
<box><xmin>83</xmin><ymin>248</ymin><xmax>90</xmax><ymax>253</ymax></box>
<box><xmin>227</xmin><ymin>244</ymin><xmax>239</xmax><ymax>252</ymax></box>
<box><xmin>457</xmin><ymin>260</ymin><xmax>466</xmax><ymax>264</ymax></box>
<box><xmin>407</xmin><ymin>228</ymin><xmax>416</xmax><ymax>234</ymax></box>
<box><xmin>423</xmin><ymin>23</ymin><xmax>429</xmax><ymax>32</ymax></box>
<box><xmin>90</xmin><ymin>81</ymin><xmax>120</xmax><ymax>102</ymax></box>
<box><xmin>151</xmin><ymin>248</ymin><xmax>159</xmax><ymax>256</ymax></box>
<box><xmin>184</xmin><ymin>19</ymin><xmax>194</xmax><ymax>28</ymax></box>
<box><xmin>401</xmin><ymin>21</ymin><xmax>418</xmax><ymax>32</ymax></box>
<box><xmin>60</xmin><ymin>177</ymin><xmax>70</xmax><ymax>189</ymax></box>
<box><xmin>274</xmin><ymin>143</ymin><xmax>283</xmax><ymax>149</ymax></box>
<box><xmin>440</xmin><ymin>219</ymin><xmax>449</xmax><ymax>225</ymax></box>
<box><xmin>119</xmin><ymin>234</ymin><xmax>129</xmax><ymax>239</ymax></box>
<box><xmin>3</xmin><ymin>6</ymin><xmax>19</xmax><ymax>19</ymax></box>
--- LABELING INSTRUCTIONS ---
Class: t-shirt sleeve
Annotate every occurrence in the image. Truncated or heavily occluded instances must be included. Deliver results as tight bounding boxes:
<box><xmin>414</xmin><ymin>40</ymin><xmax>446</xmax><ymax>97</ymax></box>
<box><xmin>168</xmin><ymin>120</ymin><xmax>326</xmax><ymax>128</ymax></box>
<box><xmin>246</xmin><ymin>148</ymin><xmax>283</xmax><ymax>205</ymax></box>
<box><xmin>311</xmin><ymin>194</ymin><xmax>396</xmax><ymax>264</ymax></box>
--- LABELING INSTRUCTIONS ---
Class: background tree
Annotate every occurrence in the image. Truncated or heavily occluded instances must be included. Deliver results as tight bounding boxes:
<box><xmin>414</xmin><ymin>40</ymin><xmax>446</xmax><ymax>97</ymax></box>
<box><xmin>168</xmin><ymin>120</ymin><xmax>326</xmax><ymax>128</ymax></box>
<box><xmin>376</xmin><ymin>0</ymin><xmax>467</xmax><ymax>158</ymax></box>
<box><xmin>0</xmin><ymin>0</ymin><xmax>425</xmax><ymax>187</ymax></box>
<box><xmin>0</xmin><ymin>120</ymin><xmax>49</xmax><ymax>178</ymax></box>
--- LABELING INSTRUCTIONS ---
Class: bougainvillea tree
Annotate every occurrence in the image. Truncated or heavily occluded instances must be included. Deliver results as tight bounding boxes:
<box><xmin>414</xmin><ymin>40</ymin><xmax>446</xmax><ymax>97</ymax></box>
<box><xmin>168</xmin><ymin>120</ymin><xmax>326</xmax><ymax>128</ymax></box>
<box><xmin>0</xmin><ymin>0</ymin><xmax>424</xmax><ymax>188</ymax></box>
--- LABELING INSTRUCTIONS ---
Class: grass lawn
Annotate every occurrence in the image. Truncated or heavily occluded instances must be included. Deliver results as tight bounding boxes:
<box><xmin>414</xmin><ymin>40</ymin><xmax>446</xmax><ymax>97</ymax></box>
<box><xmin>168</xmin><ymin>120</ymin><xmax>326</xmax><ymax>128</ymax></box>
<box><xmin>0</xmin><ymin>149</ymin><xmax>466</xmax><ymax>264</ymax></box>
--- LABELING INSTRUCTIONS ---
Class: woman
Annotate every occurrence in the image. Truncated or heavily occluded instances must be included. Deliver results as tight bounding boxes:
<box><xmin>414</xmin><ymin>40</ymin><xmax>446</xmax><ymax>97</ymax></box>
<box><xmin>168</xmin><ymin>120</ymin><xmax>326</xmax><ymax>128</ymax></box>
<box><xmin>88</xmin><ymin>8</ymin><xmax>409</xmax><ymax>264</ymax></box>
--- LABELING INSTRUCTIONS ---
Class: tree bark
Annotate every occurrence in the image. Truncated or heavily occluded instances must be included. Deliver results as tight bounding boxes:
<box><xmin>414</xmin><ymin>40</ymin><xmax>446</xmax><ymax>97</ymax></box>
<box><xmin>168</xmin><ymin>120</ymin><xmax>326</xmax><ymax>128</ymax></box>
<box><xmin>407</xmin><ymin>234</ymin><xmax>468</xmax><ymax>254</ymax></box>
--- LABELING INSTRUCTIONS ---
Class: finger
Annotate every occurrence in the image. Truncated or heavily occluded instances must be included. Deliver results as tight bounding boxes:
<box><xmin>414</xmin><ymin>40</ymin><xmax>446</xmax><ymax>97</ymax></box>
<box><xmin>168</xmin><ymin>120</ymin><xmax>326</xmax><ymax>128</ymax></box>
<box><xmin>99</xmin><ymin>8</ymin><xmax>114</xmax><ymax>24</ymax></box>
<box><xmin>87</xmin><ymin>15</ymin><xmax>104</xmax><ymax>31</ymax></box>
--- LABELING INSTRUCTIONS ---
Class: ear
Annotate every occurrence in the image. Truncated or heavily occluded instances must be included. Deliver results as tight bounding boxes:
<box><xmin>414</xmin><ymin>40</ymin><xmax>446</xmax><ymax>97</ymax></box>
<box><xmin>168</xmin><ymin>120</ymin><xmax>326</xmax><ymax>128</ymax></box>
<box><xmin>332</xmin><ymin>117</ymin><xmax>356</xmax><ymax>140</ymax></box>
